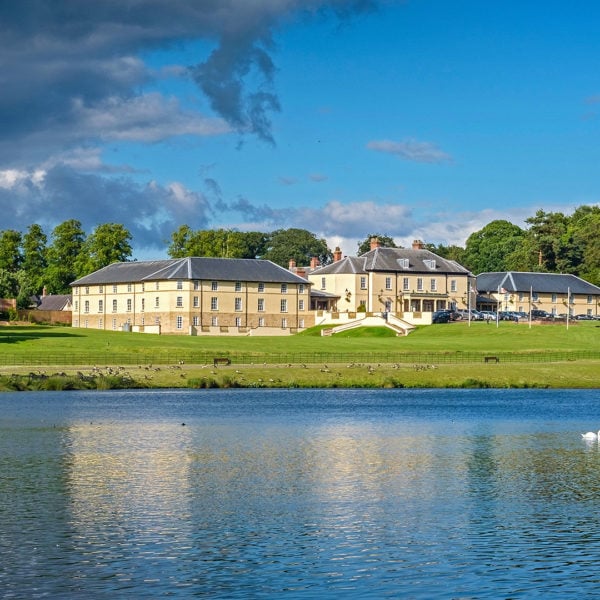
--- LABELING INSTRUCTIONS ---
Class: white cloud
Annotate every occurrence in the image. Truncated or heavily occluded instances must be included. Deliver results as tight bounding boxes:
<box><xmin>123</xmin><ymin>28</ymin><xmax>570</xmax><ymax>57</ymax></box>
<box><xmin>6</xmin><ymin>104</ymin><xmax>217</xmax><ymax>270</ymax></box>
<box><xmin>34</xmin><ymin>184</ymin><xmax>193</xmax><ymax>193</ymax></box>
<box><xmin>367</xmin><ymin>138</ymin><xmax>453</xmax><ymax>164</ymax></box>
<box><xmin>73</xmin><ymin>94</ymin><xmax>230</xmax><ymax>143</ymax></box>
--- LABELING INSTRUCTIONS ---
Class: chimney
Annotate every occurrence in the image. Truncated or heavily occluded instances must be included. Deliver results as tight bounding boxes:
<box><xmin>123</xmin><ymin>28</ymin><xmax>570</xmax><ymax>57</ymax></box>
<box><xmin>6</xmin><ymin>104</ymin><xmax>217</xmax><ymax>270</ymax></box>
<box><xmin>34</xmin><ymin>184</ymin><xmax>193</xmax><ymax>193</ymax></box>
<box><xmin>42</xmin><ymin>286</ymin><xmax>47</xmax><ymax>297</ymax></box>
<box><xmin>296</xmin><ymin>268</ymin><xmax>306</xmax><ymax>278</ymax></box>
<box><xmin>370</xmin><ymin>237</ymin><xmax>381</xmax><ymax>251</ymax></box>
<box><xmin>333</xmin><ymin>246</ymin><xmax>342</xmax><ymax>262</ymax></box>
<box><xmin>288</xmin><ymin>258</ymin><xmax>296</xmax><ymax>270</ymax></box>
<box><xmin>310</xmin><ymin>257</ymin><xmax>320</xmax><ymax>269</ymax></box>
<box><xmin>412</xmin><ymin>240</ymin><xmax>424</xmax><ymax>250</ymax></box>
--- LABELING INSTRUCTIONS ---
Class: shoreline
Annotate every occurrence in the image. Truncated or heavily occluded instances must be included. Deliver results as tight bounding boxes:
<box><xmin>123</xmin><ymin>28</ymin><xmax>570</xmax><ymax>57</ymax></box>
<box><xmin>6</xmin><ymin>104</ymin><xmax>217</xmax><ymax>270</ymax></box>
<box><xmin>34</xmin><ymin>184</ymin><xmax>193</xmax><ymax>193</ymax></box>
<box><xmin>2</xmin><ymin>360</ymin><xmax>599</xmax><ymax>391</ymax></box>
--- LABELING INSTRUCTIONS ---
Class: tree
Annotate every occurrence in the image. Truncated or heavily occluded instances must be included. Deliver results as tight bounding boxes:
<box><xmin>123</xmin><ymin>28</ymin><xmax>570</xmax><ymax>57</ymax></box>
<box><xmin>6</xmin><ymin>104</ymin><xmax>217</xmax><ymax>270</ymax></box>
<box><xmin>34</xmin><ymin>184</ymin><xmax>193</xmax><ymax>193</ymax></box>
<box><xmin>15</xmin><ymin>270</ymin><xmax>38</xmax><ymax>309</ymax></box>
<box><xmin>0</xmin><ymin>229</ymin><xmax>23</xmax><ymax>272</ymax></box>
<box><xmin>45</xmin><ymin>219</ymin><xmax>86</xmax><ymax>293</ymax></box>
<box><xmin>357</xmin><ymin>234</ymin><xmax>398</xmax><ymax>255</ymax></box>
<box><xmin>262</xmin><ymin>228</ymin><xmax>331</xmax><ymax>267</ymax></box>
<box><xmin>462</xmin><ymin>220</ymin><xmax>525</xmax><ymax>274</ymax></box>
<box><xmin>21</xmin><ymin>224</ymin><xmax>48</xmax><ymax>294</ymax></box>
<box><xmin>226</xmin><ymin>231</ymin><xmax>269</xmax><ymax>259</ymax></box>
<box><xmin>523</xmin><ymin>209</ymin><xmax>568</xmax><ymax>272</ymax></box>
<box><xmin>569</xmin><ymin>206</ymin><xmax>600</xmax><ymax>285</ymax></box>
<box><xmin>426</xmin><ymin>243</ymin><xmax>466</xmax><ymax>264</ymax></box>
<box><xmin>76</xmin><ymin>223</ymin><xmax>133</xmax><ymax>274</ymax></box>
<box><xmin>168</xmin><ymin>225</ymin><xmax>194</xmax><ymax>258</ymax></box>
<box><xmin>168</xmin><ymin>228</ymin><xmax>268</xmax><ymax>259</ymax></box>
<box><xmin>0</xmin><ymin>269</ymin><xmax>18</xmax><ymax>298</ymax></box>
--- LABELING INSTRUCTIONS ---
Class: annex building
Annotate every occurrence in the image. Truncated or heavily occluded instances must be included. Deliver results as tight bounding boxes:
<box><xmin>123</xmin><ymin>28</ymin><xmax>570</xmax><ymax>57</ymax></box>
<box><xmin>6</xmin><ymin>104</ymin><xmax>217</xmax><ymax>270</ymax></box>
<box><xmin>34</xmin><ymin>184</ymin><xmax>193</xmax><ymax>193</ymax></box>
<box><xmin>476</xmin><ymin>271</ymin><xmax>600</xmax><ymax>317</ymax></box>
<box><xmin>71</xmin><ymin>257</ymin><xmax>313</xmax><ymax>335</ymax></box>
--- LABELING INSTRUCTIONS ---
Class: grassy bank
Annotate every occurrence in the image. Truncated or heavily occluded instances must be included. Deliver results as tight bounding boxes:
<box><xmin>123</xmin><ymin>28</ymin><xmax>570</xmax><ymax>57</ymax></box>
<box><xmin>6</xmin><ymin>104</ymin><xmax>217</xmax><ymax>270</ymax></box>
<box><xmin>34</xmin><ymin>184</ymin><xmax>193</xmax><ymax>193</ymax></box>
<box><xmin>1</xmin><ymin>321</ymin><xmax>599</xmax><ymax>389</ymax></box>
<box><xmin>1</xmin><ymin>360</ymin><xmax>599</xmax><ymax>391</ymax></box>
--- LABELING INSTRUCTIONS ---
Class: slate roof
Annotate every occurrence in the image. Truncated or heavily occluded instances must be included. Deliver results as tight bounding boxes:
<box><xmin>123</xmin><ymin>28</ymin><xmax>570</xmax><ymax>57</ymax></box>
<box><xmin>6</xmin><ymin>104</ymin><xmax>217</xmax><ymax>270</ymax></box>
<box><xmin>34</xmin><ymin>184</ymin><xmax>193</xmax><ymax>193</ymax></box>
<box><xmin>311</xmin><ymin>247</ymin><xmax>471</xmax><ymax>275</ymax></box>
<box><xmin>36</xmin><ymin>294</ymin><xmax>72</xmax><ymax>310</ymax></box>
<box><xmin>71</xmin><ymin>257</ymin><xmax>310</xmax><ymax>286</ymax></box>
<box><xmin>310</xmin><ymin>289</ymin><xmax>340</xmax><ymax>299</ymax></box>
<box><xmin>476</xmin><ymin>271</ymin><xmax>600</xmax><ymax>295</ymax></box>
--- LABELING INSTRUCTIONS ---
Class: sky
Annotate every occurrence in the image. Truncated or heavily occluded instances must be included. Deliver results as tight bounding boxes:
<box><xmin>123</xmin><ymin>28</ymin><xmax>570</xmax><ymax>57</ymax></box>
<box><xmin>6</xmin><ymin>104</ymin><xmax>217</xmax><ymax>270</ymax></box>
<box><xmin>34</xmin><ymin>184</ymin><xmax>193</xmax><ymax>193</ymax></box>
<box><xmin>2</xmin><ymin>0</ymin><xmax>600</xmax><ymax>260</ymax></box>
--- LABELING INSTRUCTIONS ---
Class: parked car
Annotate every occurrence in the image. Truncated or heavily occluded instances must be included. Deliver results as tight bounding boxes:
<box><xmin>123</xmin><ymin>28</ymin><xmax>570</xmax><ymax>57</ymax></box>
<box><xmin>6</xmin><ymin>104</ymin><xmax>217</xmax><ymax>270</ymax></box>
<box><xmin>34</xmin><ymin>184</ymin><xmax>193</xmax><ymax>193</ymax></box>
<box><xmin>479</xmin><ymin>311</ymin><xmax>497</xmax><ymax>321</ymax></box>
<box><xmin>432</xmin><ymin>310</ymin><xmax>451</xmax><ymax>324</ymax></box>
<box><xmin>455</xmin><ymin>309</ymin><xmax>483</xmax><ymax>321</ymax></box>
<box><xmin>530</xmin><ymin>310</ymin><xmax>552</xmax><ymax>320</ymax></box>
<box><xmin>499</xmin><ymin>311</ymin><xmax>521</xmax><ymax>321</ymax></box>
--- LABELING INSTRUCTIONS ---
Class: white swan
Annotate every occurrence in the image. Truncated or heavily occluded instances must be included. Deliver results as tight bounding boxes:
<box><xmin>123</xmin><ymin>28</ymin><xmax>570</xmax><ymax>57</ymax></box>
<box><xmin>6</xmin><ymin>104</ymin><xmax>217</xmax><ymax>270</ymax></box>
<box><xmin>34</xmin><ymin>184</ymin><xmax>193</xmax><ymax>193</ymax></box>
<box><xmin>581</xmin><ymin>430</ymin><xmax>600</xmax><ymax>440</ymax></box>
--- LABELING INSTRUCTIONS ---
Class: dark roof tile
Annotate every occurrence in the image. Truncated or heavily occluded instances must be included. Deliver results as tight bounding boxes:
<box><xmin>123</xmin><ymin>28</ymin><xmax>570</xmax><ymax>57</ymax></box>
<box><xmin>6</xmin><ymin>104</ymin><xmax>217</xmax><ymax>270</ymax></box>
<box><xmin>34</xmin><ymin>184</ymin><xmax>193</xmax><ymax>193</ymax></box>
<box><xmin>476</xmin><ymin>271</ymin><xmax>600</xmax><ymax>294</ymax></box>
<box><xmin>71</xmin><ymin>257</ymin><xmax>310</xmax><ymax>286</ymax></box>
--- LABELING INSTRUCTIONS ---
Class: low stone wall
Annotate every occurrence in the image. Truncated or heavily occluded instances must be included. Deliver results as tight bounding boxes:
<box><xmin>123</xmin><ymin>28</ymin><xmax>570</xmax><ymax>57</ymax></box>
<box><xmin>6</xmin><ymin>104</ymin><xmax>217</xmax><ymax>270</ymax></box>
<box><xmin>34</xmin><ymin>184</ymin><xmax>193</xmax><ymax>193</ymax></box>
<box><xmin>0</xmin><ymin>298</ymin><xmax>16</xmax><ymax>312</ymax></box>
<box><xmin>18</xmin><ymin>310</ymin><xmax>72</xmax><ymax>325</ymax></box>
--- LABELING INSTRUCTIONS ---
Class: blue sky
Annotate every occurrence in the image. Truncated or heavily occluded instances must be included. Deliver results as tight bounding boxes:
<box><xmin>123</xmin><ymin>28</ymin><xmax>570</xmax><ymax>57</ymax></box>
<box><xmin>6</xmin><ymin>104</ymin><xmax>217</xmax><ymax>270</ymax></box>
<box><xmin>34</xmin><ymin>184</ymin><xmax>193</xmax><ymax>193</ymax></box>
<box><xmin>1</xmin><ymin>0</ymin><xmax>599</xmax><ymax>259</ymax></box>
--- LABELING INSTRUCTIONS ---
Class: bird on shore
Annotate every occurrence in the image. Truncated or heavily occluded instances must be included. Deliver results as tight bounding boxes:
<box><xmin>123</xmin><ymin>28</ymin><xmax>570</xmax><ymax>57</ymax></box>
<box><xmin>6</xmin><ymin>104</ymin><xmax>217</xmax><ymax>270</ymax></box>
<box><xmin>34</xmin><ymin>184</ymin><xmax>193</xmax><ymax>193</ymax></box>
<box><xmin>581</xmin><ymin>430</ymin><xmax>600</xmax><ymax>440</ymax></box>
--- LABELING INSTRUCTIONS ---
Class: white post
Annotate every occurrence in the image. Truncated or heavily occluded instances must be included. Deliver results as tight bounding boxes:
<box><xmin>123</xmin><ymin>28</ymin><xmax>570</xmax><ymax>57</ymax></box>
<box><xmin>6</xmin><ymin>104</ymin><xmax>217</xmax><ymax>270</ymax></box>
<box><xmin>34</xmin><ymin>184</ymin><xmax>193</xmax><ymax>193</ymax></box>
<box><xmin>467</xmin><ymin>281</ymin><xmax>471</xmax><ymax>326</ymax></box>
<box><xmin>566</xmin><ymin>287</ymin><xmax>570</xmax><ymax>330</ymax></box>
<box><xmin>529</xmin><ymin>285</ymin><xmax>532</xmax><ymax>329</ymax></box>
<box><xmin>497</xmin><ymin>285</ymin><xmax>500</xmax><ymax>328</ymax></box>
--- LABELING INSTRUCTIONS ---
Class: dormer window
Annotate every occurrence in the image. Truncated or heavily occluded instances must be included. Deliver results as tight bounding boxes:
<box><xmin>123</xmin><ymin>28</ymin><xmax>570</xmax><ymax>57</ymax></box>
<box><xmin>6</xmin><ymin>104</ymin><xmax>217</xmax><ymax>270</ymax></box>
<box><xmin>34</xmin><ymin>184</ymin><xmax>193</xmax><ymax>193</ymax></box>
<box><xmin>398</xmin><ymin>258</ymin><xmax>409</xmax><ymax>269</ymax></box>
<box><xmin>424</xmin><ymin>259</ymin><xmax>436</xmax><ymax>270</ymax></box>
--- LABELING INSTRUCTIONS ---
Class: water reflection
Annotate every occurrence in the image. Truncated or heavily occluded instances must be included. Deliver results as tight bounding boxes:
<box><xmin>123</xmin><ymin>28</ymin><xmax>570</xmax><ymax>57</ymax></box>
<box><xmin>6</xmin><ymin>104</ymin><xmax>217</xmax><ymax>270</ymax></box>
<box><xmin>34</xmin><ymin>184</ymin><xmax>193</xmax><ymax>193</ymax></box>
<box><xmin>62</xmin><ymin>421</ymin><xmax>195</xmax><ymax>591</ymax></box>
<box><xmin>3</xmin><ymin>389</ymin><xmax>600</xmax><ymax>597</ymax></box>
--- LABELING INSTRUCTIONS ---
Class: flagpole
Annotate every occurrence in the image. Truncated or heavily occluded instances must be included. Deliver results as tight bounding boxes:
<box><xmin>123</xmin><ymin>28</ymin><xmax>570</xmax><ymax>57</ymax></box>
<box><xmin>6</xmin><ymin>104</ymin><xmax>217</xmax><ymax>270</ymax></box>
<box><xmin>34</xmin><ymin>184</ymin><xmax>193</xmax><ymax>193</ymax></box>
<box><xmin>467</xmin><ymin>281</ymin><xmax>471</xmax><ymax>327</ymax></box>
<box><xmin>496</xmin><ymin>285</ymin><xmax>500</xmax><ymax>328</ymax></box>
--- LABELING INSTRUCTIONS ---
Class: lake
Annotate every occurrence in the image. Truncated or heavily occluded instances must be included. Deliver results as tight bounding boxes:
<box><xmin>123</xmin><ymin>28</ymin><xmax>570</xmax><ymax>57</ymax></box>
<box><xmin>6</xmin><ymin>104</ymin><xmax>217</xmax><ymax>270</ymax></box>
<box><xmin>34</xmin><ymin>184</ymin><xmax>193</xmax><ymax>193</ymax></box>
<box><xmin>2</xmin><ymin>388</ymin><xmax>600</xmax><ymax>598</ymax></box>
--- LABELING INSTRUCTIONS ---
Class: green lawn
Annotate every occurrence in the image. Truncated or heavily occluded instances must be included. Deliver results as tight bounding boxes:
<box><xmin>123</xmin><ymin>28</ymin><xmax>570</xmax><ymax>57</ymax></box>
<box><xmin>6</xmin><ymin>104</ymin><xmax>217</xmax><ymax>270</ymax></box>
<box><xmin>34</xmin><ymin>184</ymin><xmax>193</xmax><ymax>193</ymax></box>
<box><xmin>0</xmin><ymin>320</ymin><xmax>598</xmax><ymax>365</ymax></box>
<box><xmin>1</xmin><ymin>321</ymin><xmax>599</xmax><ymax>389</ymax></box>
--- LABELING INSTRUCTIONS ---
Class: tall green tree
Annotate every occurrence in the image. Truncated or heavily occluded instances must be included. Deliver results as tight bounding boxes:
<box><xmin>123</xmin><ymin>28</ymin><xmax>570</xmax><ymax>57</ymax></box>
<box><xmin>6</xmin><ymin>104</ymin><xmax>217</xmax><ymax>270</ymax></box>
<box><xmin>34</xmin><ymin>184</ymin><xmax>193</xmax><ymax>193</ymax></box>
<box><xmin>569</xmin><ymin>206</ymin><xmax>600</xmax><ymax>285</ymax></box>
<box><xmin>357</xmin><ymin>234</ymin><xmax>398</xmax><ymax>255</ymax></box>
<box><xmin>15</xmin><ymin>270</ymin><xmax>39</xmax><ymax>309</ymax></box>
<box><xmin>523</xmin><ymin>209</ymin><xmax>568</xmax><ymax>272</ymax></box>
<box><xmin>426</xmin><ymin>243</ymin><xmax>466</xmax><ymax>264</ymax></box>
<box><xmin>262</xmin><ymin>228</ymin><xmax>331</xmax><ymax>267</ymax></box>
<box><xmin>462</xmin><ymin>220</ymin><xmax>525</xmax><ymax>274</ymax></box>
<box><xmin>45</xmin><ymin>219</ymin><xmax>86</xmax><ymax>293</ymax></box>
<box><xmin>0</xmin><ymin>229</ymin><xmax>23</xmax><ymax>272</ymax></box>
<box><xmin>76</xmin><ymin>223</ymin><xmax>133</xmax><ymax>274</ymax></box>
<box><xmin>21</xmin><ymin>224</ymin><xmax>48</xmax><ymax>294</ymax></box>
<box><xmin>168</xmin><ymin>225</ymin><xmax>194</xmax><ymax>258</ymax></box>
<box><xmin>0</xmin><ymin>269</ymin><xmax>19</xmax><ymax>299</ymax></box>
<box><xmin>168</xmin><ymin>227</ymin><xmax>268</xmax><ymax>259</ymax></box>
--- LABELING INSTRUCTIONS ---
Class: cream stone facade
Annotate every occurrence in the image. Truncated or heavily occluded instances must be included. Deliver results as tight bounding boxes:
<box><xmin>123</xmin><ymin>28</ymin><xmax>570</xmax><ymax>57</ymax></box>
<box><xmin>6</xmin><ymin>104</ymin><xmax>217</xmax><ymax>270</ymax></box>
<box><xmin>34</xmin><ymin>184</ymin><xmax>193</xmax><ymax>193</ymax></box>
<box><xmin>476</xmin><ymin>271</ymin><xmax>600</xmax><ymax>317</ymax></box>
<box><xmin>308</xmin><ymin>239</ymin><xmax>475</xmax><ymax>324</ymax></box>
<box><xmin>71</xmin><ymin>257</ymin><xmax>313</xmax><ymax>335</ymax></box>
